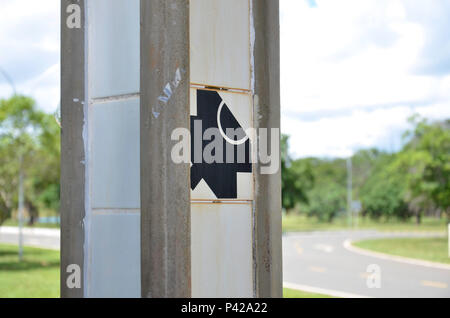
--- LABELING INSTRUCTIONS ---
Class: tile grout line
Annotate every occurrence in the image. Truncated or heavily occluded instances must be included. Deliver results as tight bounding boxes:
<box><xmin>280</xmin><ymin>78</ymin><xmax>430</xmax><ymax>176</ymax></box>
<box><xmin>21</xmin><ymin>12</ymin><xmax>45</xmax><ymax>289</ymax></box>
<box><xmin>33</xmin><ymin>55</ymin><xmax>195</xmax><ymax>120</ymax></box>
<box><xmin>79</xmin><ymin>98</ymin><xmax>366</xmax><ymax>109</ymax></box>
<box><xmin>90</xmin><ymin>92</ymin><xmax>140</xmax><ymax>105</ymax></box>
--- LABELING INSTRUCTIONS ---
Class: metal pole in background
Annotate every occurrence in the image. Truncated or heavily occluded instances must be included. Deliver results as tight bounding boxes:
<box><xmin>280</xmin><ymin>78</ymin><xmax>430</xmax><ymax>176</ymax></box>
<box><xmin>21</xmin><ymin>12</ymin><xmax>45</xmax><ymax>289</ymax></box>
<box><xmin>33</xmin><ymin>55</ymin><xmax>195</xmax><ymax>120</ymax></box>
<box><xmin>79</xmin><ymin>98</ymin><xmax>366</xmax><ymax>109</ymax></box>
<box><xmin>0</xmin><ymin>66</ymin><xmax>22</xmax><ymax>259</ymax></box>
<box><xmin>347</xmin><ymin>157</ymin><xmax>353</xmax><ymax>229</ymax></box>
<box><xmin>18</xmin><ymin>156</ymin><xmax>24</xmax><ymax>261</ymax></box>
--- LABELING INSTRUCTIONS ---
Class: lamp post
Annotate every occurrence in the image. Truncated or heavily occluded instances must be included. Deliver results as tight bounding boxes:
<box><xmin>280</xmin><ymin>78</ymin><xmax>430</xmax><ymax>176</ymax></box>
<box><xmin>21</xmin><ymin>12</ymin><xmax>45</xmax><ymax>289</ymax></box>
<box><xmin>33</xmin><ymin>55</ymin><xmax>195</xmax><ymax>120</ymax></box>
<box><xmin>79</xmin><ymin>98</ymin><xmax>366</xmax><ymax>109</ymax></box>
<box><xmin>1</xmin><ymin>66</ymin><xmax>23</xmax><ymax>261</ymax></box>
<box><xmin>347</xmin><ymin>157</ymin><xmax>353</xmax><ymax>229</ymax></box>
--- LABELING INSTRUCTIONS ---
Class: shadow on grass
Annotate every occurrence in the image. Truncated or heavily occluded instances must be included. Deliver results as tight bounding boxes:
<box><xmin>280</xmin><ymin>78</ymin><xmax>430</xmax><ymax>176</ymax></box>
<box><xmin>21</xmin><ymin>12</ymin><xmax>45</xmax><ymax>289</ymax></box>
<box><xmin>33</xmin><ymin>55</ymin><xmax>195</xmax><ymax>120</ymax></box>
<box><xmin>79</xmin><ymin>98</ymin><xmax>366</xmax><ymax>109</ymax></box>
<box><xmin>0</xmin><ymin>259</ymin><xmax>59</xmax><ymax>271</ymax></box>
<box><xmin>0</xmin><ymin>246</ymin><xmax>60</xmax><ymax>271</ymax></box>
<box><xmin>0</xmin><ymin>248</ymin><xmax>52</xmax><ymax>257</ymax></box>
<box><xmin>0</xmin><ymin>250</ymin><xmax>22</xmax><ymax>257</ymax></box>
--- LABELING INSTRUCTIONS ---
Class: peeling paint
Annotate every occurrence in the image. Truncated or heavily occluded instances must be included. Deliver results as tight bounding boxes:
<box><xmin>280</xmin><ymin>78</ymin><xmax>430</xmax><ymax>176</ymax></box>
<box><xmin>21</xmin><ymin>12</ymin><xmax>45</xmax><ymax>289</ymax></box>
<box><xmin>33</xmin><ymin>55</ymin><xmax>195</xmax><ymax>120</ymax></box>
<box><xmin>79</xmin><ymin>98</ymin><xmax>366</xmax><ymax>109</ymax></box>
<box><xmin>153</xmin><ymin>67</ymin><xmax>186</xmax><ymax>118</ymax></box>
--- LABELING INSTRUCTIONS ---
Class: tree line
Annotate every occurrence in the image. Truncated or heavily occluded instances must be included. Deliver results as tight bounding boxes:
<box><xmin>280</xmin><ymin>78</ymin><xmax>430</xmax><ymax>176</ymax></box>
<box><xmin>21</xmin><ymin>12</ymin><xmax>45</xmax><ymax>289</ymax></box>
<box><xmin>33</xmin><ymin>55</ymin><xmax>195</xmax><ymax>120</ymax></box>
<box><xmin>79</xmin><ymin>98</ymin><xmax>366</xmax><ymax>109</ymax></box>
<box><xmin>282</xmin><ymin>116</ymin><xmax>450</xmax><ymax>224</ymax></box>
<box><xmin>0</xmin><ymin>94</ymin><xmax>448</xmax><ymax>226</ymax></box>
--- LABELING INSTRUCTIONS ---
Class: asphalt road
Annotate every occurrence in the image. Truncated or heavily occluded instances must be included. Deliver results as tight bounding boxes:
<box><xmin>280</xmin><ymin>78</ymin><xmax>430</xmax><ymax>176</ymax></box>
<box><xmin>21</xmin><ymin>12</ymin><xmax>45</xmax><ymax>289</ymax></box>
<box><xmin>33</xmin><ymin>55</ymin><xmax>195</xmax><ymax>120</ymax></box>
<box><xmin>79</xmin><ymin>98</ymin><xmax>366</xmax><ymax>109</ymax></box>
<box><xmin>1</xmin><ymin>226</ymin><xmax>449</xmax><ymax>297</ymax></box>
<box><xmin>283</xmin><ymin>230</ymin><xmax>450</xmax><ymax>298</ymax></box>
<box><xmin>0</xmin><ymin>226</ymin><xmax>60</xmax><ymax>250</ymax></box>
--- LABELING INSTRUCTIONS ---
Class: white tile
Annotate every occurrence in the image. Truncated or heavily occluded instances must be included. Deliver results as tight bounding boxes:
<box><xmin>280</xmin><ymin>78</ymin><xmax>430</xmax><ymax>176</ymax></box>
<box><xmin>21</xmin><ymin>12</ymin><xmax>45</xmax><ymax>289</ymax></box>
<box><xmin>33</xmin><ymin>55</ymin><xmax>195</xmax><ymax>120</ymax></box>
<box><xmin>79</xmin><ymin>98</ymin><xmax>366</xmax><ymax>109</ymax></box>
<box><xmin>88</xmin><ymin>0</ymin><xmax>140</xmax><ymax>98</ymax></box>
<box><xmin>190</xmin><ymin>0</ymin><xmax>251</xmax><ymax>90</ymax></box>
<box><xmin>91</xmin><ymin>98</ymin><xmax>140</xmax><ymax>209</ymax></box>
<box><xmin>190</xmin><ymin>89</ymin><xmax>254</xmax><ymax>200</ymax></box>
<box><xmin>191</xmin><ymin>203</ymin><xmax>253</xmax><ymax>298</ymax></box>
<box><xmin>89</xmin><ymin>213</ymin><xmax>140</xmax><ymax>298</ymax></box>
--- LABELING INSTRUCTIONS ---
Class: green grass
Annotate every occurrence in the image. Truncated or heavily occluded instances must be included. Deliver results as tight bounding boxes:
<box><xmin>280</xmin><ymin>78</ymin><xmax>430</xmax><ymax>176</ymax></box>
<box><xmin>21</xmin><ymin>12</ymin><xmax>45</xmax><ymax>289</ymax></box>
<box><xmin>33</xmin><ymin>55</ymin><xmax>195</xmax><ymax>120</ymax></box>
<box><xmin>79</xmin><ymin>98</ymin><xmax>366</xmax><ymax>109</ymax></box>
<box><xmin>283</xmin><ymin>288</ymin><xmax>334</xmax><ymax>298</ymax></box>
<box><xmin>282</xmin><ymin>214</ymin><xmax>448</xmax><ymax>233</ymax></box>
<box><xmin>0</xmin><ymin>244</ymin><xmax>60</xmax><ymax>298</ymax></box>
<box><xmin>354</xmin><ymin>237</ymin><xmax>450</xmax><ymax>265</ymax></box>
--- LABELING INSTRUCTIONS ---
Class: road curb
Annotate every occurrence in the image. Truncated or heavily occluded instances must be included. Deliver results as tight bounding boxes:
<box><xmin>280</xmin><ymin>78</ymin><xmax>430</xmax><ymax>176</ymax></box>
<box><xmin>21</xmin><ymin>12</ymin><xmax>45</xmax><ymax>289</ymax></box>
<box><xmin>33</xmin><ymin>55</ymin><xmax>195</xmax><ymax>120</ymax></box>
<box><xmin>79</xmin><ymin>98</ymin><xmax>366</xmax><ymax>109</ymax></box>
<box><xmin>283</xmin><ymin>282</ymin><xmax>370</xmax><ymax>298</ymax></box>
<box><xmin>343</xmin><ymin>239</ymin><xmax>450</xmax><ymax>271</ymax></box>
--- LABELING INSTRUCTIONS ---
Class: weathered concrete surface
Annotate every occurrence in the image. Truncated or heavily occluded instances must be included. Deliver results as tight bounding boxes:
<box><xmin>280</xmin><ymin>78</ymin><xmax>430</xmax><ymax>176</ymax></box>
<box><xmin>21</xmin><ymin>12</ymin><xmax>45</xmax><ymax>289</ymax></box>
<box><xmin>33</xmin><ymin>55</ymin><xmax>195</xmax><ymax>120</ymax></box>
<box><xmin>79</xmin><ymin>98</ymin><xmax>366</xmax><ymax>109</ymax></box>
<box><xmin>140</xmin><ymin>0</ymin><xmax>191</xmax><ymax>298</ymax></box>
<box><xmin>60</xmin><ymin>0</ymin><xmax>85</xmax><ymax>298</ymax></box>
<box><xmin>252</xmin><ymin>0</ymin><xmax>283</xmax><ymax>298</ymax></box>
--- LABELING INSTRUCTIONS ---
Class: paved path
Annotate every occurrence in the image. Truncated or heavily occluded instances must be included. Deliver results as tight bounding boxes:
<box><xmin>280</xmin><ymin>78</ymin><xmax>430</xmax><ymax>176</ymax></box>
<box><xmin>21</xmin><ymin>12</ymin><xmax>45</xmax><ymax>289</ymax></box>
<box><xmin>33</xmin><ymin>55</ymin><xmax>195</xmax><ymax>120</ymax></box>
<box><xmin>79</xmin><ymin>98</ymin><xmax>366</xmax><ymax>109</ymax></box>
<box><xmin>0</xmin><ymin>226</ymin><xmax>60</xmax><ymax>250</ymax></box>
<box><xmin>283</xmin><ymin>230</ymin><xmax>450</xmax><ymax>298</ymax></box>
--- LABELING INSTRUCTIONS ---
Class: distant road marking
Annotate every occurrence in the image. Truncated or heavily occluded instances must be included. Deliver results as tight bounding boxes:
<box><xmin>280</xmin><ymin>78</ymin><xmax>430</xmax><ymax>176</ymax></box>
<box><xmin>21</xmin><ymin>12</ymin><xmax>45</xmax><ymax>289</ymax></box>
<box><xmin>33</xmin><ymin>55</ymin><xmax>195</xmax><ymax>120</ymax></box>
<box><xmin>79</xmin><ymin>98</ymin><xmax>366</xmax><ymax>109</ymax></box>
<box><xmin>283</xmin><ymin>282</ymin><xmax>370</xmax><ymax>298</ymax></box>
<box><xmin>343</xmin><ymin>239</ymin><xmax>450</xmax><ymax>271</ymax></box>
<box><xmin>294</xmin><ymin>242</ymin><xmax>303</xmax><ymax>255</ymax></box>
<box><xmin>359</xmin><ymin>272</ymin><xmax>370</xmax><ymax>279</ymax></box>
<box><xmin>314</xmin><ymin>243</ymin><xmax>334</xmax><ymax>253</ymax></box>
<box><xmin>308</xmin><ymin>266</ymin><xmax>327</xmax><ymax>273</ymax></box>
<box><xmin>421</xmin><ymin>280</ymin><xmax>448</xmax><ymax>289</ymax></box>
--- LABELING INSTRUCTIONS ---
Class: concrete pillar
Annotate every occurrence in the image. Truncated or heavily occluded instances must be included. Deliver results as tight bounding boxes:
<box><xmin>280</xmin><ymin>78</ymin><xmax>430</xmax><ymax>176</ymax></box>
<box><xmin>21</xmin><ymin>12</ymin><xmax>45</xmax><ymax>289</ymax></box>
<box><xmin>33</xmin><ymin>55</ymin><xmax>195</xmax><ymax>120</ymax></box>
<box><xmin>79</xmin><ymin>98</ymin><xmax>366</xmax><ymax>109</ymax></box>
<box><xmin>140</xmin><ymin>0</ymin><xmax>191</xmax><ymax>298</ymax></box>
<box><xmin>61</xmin><ymin>0</ymin><xmax>86</xmax><ymax>298</ymax></box>
<box><xmin>252</xmin><ymin>0</ymin><xmax>283</xmax><ymax>298</ymax></box>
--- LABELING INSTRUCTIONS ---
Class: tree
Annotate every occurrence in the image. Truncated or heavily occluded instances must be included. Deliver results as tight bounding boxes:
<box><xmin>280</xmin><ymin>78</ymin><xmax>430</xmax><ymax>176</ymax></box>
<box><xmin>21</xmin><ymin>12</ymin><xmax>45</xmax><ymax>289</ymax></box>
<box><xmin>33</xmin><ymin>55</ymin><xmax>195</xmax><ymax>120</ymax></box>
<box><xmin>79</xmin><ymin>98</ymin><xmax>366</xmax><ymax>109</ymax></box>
<box><xmin>393</xmin><ymin>117</ymin><xmax>450</xmax><ymax>223</ymax></box>
<box><xmin>0</xmin><ymin>95</ymin><xmax>60</xmax><ymax>225</ymax></box>
<box><xmin>351</xmin><ymin>148</ymin><xmax>385</xmax><ymax>199</ymax></box>
<box><xmin>297</xmin><ymin>158</ymin><xmax>347</xmax><ymax>222</ymax></box>
<box><xmin>281</xmin><ymin>135</ymin><xmax>314</xmax><ymax>212</ymax></box>
<box><xmin>302</xmin><ymin>180</ymin><xmax>346</xmax><ymax>222</ymax></box>
<box><xmin>360</xmin><ymin>154</ymin><xmax>409</xmax><ymax>220</ymax></box>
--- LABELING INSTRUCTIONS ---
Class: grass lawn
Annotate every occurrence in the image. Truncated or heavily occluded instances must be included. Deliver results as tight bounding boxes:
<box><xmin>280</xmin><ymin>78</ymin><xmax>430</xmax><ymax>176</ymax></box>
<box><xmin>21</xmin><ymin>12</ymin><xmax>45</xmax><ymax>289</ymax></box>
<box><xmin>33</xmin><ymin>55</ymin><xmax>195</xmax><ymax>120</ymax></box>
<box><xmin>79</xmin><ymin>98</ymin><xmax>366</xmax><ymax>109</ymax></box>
<box><xmin>0</xmin><ymin>244</ymin><xmax>60</xmax><ymax>298</ymax></box>
<box><xmin>283</xmin><ymin>288</ymin><xmax>334</xmax><ymax>298</ymax></box>
<box><xmin>354</xmin><ymin>237</ymin><xmax>450</xmax><ymax>265</ymax></box>
<box><xmin>282</xmin><ymin>214</ymin><xmax>448</xmax><ymax>233</ymax></box>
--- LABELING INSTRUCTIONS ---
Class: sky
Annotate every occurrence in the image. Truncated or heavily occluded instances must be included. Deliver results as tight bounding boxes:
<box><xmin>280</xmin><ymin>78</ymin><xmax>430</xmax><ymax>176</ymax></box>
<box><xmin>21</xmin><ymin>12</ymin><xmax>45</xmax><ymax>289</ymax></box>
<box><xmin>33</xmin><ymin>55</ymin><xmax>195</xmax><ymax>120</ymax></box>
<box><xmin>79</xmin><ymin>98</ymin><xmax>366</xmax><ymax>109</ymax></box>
<box><xmin>0</xmin><ymin>0</ymin><xmax>60</xmax><ymax>115</ymax></box>
<box><xmin>1</xmin><ymin>0</ymin><xmax>450</xmax><ymax>158</ymax></box>
<box><xmin>281</xmin><ymin>0</ymin><xmax>450</xmax><ymax>158</ymax></box>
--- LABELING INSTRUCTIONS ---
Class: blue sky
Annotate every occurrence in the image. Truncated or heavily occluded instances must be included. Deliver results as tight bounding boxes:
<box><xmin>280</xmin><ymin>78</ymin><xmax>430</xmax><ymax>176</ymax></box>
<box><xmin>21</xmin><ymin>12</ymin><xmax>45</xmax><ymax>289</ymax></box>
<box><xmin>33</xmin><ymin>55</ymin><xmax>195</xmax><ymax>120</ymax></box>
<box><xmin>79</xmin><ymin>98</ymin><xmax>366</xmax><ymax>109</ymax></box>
<box><xmin>1</xmin><ymin>0</ymin><xmax>450</xmax><ymax>158</ymax></box>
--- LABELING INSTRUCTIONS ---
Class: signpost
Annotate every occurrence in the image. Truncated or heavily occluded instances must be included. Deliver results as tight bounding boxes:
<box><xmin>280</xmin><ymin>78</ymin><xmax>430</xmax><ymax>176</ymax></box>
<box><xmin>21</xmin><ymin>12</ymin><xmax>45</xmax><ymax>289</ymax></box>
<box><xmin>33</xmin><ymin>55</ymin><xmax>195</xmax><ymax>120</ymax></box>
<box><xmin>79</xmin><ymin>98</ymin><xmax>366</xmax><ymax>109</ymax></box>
<box><xmin>61</xmin><ymin>0</ymin><xmax>281</xmax><ymax>298</ymax></box>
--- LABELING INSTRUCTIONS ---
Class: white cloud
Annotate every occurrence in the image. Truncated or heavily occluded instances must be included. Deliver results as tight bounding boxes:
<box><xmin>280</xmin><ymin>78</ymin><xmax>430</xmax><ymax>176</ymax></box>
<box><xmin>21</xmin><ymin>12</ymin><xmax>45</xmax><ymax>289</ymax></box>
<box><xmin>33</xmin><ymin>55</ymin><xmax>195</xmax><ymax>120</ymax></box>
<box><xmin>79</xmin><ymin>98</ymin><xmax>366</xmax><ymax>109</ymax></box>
<box><xmin>281</xmin><ymin>0</ymin><xmax>450</xmax><ymax>158</ymax></box>
<box><xmin>0</xmin><ymin>0</ymin><xmax>60</xmax><ymax>113</ymax></box>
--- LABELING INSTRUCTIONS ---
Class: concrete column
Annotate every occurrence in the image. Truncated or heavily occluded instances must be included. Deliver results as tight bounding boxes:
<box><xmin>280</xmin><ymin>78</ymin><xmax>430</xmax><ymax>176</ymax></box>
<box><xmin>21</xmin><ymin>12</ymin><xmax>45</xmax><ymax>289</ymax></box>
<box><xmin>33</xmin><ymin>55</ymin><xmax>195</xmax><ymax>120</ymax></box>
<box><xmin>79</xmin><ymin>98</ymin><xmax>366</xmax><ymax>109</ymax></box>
<box><xmin>140</xmin><ymin>0</ymin><xmax>191</xmax><ymax>298</ymax></box>
<box><xmin>252</xmin><ymin>0</ymin><xmax>283</xmax><ymax>298</ymax></box>
<box><xmin>61</xmin><ymin>0</ymin><xmax>141</xmax><ymax>298</ymax></box>
<box><xmin>60</xmin><ymin>0</ymin><xmax>86</xmax><ymax>298</ymax></box>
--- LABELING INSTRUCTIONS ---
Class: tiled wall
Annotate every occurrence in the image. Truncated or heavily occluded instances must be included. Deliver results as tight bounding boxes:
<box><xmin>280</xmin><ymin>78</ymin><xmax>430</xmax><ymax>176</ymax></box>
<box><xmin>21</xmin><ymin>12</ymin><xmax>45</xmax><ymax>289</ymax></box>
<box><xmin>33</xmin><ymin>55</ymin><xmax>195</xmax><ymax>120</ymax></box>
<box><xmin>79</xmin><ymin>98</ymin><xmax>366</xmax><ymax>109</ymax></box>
<box><xmin>190</xmin><ymin>0</ymin><xmax>254</xmax><ymax>298</ymax></box>
<box><xmin>85</xmin><ymin>0</ymin><xmax>140</xmax><ymax>298</ymax></box>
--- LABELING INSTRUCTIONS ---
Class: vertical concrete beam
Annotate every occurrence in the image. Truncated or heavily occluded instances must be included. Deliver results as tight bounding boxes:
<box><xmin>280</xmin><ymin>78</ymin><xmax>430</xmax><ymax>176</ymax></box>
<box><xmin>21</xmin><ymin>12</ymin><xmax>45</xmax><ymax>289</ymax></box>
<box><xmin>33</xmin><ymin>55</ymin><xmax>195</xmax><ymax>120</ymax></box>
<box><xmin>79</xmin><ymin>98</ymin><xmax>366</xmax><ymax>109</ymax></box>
<box><xmin>140</xmin><ymin>0</ymin><xmax>191</xmax><ymax>297</ymax></box>
<box><xmin>60</xmin><ymin>0</ymin><xmax>85</xmax><ymax>298</ymax></box>
<box><xmin>252</xmin><ymin>0</ymin><xmax>283</xmax><ymax>297</ymax></box>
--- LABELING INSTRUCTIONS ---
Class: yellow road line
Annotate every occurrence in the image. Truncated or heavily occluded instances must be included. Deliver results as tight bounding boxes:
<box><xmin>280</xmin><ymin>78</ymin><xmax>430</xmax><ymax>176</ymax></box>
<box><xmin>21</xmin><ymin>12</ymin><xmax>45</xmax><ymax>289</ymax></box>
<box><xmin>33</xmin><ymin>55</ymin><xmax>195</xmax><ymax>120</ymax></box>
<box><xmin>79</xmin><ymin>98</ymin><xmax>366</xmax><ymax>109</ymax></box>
<box><xmin>294</xmin><ymin>242</ymin><xmax>303</xmax><ymax>255</ymax></box>
<box><xmin>308</xmin><ymin>266</ymin><xmax>327</xmax><ymax>273</ymax></box>
<box><xmin>421</xmin><ymin>280</ymin><xmax>448</xmax><ymax>289</ymax></box>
